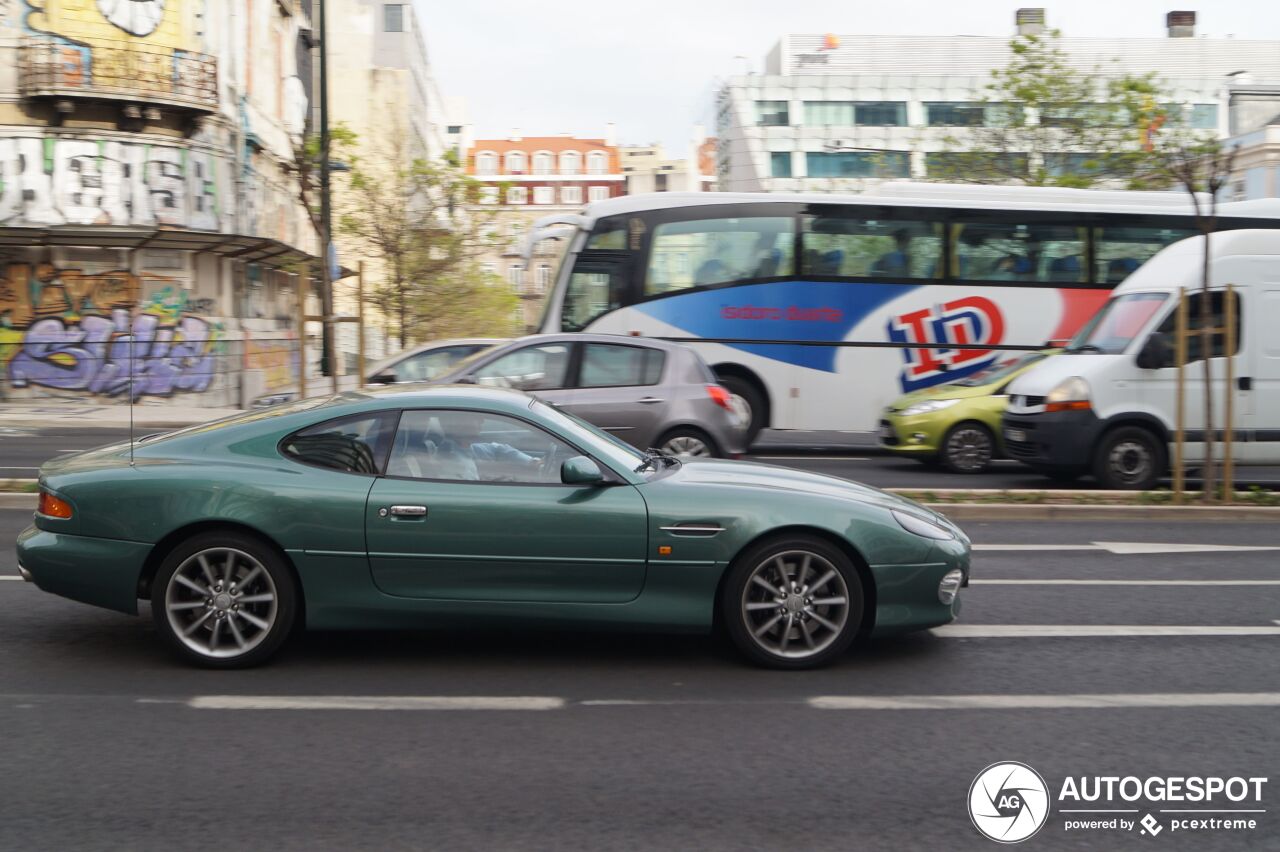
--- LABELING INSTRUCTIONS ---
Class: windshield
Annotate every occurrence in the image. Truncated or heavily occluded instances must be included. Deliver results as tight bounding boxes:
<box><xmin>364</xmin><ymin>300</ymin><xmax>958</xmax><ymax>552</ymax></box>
<box><xmin>530</xmin><ymin>400</ymin><xmax>647</xmax><ymax>473</ymax></box>
<box><xmin>1067</xmin><ymin>293</ymin><xmax>1168</xmax><ymax>355</ymax></box>
<box><xmin>952</xmin><ymin>352</ymin><xmax>1048</xmax><ymax>387</ymax></box>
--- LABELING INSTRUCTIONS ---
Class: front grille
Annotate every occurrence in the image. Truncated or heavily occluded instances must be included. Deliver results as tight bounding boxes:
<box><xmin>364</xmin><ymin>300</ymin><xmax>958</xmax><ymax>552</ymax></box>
<box><xmin>879</xmin><ymin>419</ymin><xmax>899</xmax><ymax>446</ymax></box>
<box><xmin>1012</xmin><ymin>394</ymin><xmax>1046</xmax><ymax>408</ymax></box>
<box><xmin>1005</xmin><ymin>439</ymin><xmax>1037</xmax><ymax>459</ymax></box>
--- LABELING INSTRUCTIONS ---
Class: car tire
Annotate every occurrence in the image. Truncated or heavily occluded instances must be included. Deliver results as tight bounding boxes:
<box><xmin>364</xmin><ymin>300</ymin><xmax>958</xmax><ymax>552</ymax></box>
<box><xmin>1092</xmin><ymin>426</ymin><xmax>1166</xmax><ymax>490</ymax></box>
<box><xmin>940</xmin><ymin>422</ymin><xmax>996</xmax><ymax>474</ymax></box>
<box><xmin>658</xmin><ymin>426</ymin><xmax>720</xmax><ymax>459</ymax></box>
<box><xmin>151</xmin><ymin>530</ymin><xmax>299</xmax><ymax>668</ymax></box>
<box><xmin>717</xmin><ymin>374</ymin><xmax>766</xmax><ymax>445</ymax></box>
<box><xmin>720</xmin><ymin>535</ymin><xmax>864</xmax><ymax>670</ymax></box>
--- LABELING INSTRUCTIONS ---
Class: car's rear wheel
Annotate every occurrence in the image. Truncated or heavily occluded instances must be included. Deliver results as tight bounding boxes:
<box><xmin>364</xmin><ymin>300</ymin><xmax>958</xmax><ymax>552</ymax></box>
<box><xmin>941</xmin><ymin>422</ymin><xmax>995</xmax><ymax>474</ymax></box>
<box><xmin>658</xmin><ymin>426</ymin><xmax>719</xmax><ymax>459</ymax></box>
<box><xmin>717</xmin><ymin>374</ymin><xmax>766</xmax><ymax>445</ymax></box>
<box><xmin>721</xmin><ymin>536</ymin><xmax>864</xmax><ymax>669</ymax></box>
<box><xmin>152</xmin><ymin>531</ymin><xmax>298</xmax><ymax>668</ymax></box>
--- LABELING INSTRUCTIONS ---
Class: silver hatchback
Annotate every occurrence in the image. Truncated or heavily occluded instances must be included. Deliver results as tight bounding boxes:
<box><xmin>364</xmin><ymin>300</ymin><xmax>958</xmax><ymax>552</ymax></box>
<box><xmin>434</xmin><ymin>334</ymin><xmax>749</xmax><ymax>458</ymax></box>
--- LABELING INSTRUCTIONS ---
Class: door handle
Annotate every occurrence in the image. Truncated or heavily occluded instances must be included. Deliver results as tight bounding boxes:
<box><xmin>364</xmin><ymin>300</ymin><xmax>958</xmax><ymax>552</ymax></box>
<box><xmin>1238</xmin><ymin>377</ymin><xmax>1252</xmax><ymax>391</ymax></box>
<box><xmin>637</xmin><ymin>396</ymin><xmax>665</xmax><ymax>405</ymax></box>
<box><xmin>383</xmin><ymin>505</ymin><xmax>428</xmax><ymax>519</ymax></box>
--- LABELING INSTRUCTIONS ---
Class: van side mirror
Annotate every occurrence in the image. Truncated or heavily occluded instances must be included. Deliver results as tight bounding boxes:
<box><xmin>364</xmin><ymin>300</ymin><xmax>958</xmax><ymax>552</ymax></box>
<box><xmin>1136</xmin><ymin>333</ymin><xmax>1173</xmax><ymax>370</ymax></box>
<box><xmin>561</xmin><ymin>456</ymin><xmax>604</xmax><ymax>485</ymax></box>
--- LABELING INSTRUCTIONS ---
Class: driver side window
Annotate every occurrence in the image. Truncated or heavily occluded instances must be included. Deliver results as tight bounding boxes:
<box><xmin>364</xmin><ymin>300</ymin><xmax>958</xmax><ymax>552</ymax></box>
<box><xmin>387</xmin><ymin>410</ymin><xmax>576</xmax><ymax>484</ymax></box>
<box><xmin>472</xmin><ymin>343</ymin><xmax>572</xmax><ymax>391</ymax></box>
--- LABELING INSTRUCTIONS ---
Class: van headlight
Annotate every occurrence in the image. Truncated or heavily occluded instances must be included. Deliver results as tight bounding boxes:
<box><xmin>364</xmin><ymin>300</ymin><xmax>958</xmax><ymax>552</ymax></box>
<box><xmin>900</xmin><ymin>398</ymin><xmax>960</xmax><ymax>416</ymax></box>
<box><xmin>1045</xmin><ymin>376</ymin><xmax>1091</xmax><ymax>413</ymax></box>
<box><xmin>892</xmin><ymin>509</ymin><xmax>955</xmax><ymax>541</ymax></box>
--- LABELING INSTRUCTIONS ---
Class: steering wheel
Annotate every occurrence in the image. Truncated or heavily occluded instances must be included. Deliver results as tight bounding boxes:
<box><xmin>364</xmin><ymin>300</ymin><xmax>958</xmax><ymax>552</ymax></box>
<box><xmin>538</xmin><ymin>443</ymin><xmax>563</xmax><ymax>483</ymax></box>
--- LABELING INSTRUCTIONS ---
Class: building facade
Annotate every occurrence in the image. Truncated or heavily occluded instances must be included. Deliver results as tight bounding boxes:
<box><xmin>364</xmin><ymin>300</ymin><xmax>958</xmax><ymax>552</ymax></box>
<box><xmin>0</xmin><ymin>0</ymin><xmax>321</xmax><ymax>406</ymax></box>
<box><xmin>466</xmin><ymin>131</ymin><xmax>624</xmax><ymax>329</ymax></box>
<box><xmin>621</xmin><ymin>128</ymin><xmax>717</xmax><ymax>194</ymax></box>
<box><xmin>716</xmin><ymin>11</ymin><xmax>1280</xmax><ymax>193</ymax></box>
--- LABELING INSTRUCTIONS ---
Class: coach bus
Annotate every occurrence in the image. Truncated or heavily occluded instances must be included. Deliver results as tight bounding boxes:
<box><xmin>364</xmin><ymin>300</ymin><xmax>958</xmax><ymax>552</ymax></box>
<box><xmin>528</xmin><ymin>184</ymin><xmax>1280</xmax><ymax>437</ymax></box>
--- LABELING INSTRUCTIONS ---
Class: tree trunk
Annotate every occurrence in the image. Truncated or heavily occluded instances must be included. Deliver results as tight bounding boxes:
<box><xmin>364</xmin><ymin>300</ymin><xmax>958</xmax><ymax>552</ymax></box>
<box><xmin>1199</xmin><ymin>227</ymin><xmax>1215</xmax><ymax>501</ymax></box>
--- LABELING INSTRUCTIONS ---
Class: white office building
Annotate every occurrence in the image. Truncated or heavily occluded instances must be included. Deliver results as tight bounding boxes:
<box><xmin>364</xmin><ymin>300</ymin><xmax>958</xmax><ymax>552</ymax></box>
<box><xmin>716</xmin><ymin>10</ymin><xmax>1280</xmax><ymax>192</ymax></box>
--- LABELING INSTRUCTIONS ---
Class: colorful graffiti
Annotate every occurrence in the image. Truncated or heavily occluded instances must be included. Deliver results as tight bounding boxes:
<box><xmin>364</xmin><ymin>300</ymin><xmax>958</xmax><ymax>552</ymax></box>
<box><xmin>1</xmin><ymin>262</ymin><xmax>140</xmax><ymax>327</ymax></box>
<box><xmin>24</xmin><ymin>0</ymin><xmax>192</xmax><ymax>49</ymax></box>
<box><xmin>0</xmin><ymin>136</ymin><xmax>221</xmax><ymax>230</ymax></box>
<box><xmin>245</xmin><ymin>337</ymin><xmax>298</xmax><ymax>393</ymax></box>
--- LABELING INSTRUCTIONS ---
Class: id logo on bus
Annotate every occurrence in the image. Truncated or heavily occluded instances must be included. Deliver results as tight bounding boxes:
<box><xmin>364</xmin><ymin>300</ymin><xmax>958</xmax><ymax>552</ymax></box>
<box><xmin>887</xmin><ymin>296</ymin><xmax>1006</xmax><ymax>392</ymax></box>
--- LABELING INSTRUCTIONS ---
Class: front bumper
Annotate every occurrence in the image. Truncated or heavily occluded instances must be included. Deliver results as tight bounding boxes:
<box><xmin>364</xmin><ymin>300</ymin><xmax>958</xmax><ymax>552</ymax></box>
<box><xmin>16</xmin><ymin>525</ymin><xmax>151</xmax><ymax>615</ymax></box>
<box><xmin>878</xmin><ymin>412</ymin><xmax>945</xmax><ymax>456</ymax></box>
<box><xmin>869</xmin><ymin>534</ymin><xmax>970</xmax><ymax>636</ymax></box>
<box><xmin>1002</xmin><ymin>408</ymin><xmax>1103</xmax><ymax>471</ymax></box>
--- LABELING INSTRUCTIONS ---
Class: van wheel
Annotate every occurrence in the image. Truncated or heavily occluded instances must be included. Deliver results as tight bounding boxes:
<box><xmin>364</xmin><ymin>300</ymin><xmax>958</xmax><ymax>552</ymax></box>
<box><xmin>1093</xmin><ymin>426</ymin><xmax>1165</xmax><ymax>490</ymax></box>
<box><xmin>941</xmin><ymin>422</ymin><xmax>995</xmax><ymax>473</ymax></box>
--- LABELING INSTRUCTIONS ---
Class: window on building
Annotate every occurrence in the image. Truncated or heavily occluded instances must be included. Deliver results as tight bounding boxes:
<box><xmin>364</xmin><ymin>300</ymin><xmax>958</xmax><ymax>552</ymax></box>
<box><xmin>645</xmin><ymin>216</ymin><xmax>795</xmax><ymax>295</ymax></box>
<box><xmin>588</xmin><ymin>186</ymin><xmax>610</xmax><ymax>203</ymax></box>
<box><xmin>532</xmin><ymin>152</ymin><xmax>554</xmax><ymax>175</ymax></box>
<box><xmin>479</xmin><ymin>186</ymin><xmax>499</xmax><ymax>204</ymax></box>
<box><xmin>536</xmin><ymin>264</ymin><xmax>552</xmax><ymax>291</ymax></box>
<box><xmin>1043</xmin><ymin>153</ymin><xmax>1114</xmax><ymax>178</ymax></box>
<box><xmin>925</xmin><ymin>152</ymin><xmax>1029</xmax><ymax>180</ymax></box>
<box><xmin>1189</xmin><ymin>104</ymin><xmax>1218</xmax><ymax>129</ymax></box>
<box><xmin>587</xmin><ymin>151</ymin><xmax>608</xmax><ymax>175</ymax></box>
<box><xmin>505</xmin><ymin>151</ymin><xmax>526</xmax><ymax>173</ymax></box>
<box><xmin>951</xmin><ymin>222</ymin><xmax>1086</xmax><ymax>283</ymax></box>
<box><xmin>480</xmin><ymin>262</ymin><xmax>497</xmax><ymax>277</ymax></box>
<box><xmin>559</xmin><ymin>151</ymin><xmax>581</xmax><ymax>174</ymax></box>
<box><xmin>561</xmin><ymin>185</ymin><xmax>583</xmax><ymax>204</ymax></box>
<box><xmin>805</xmin><ymin>151</ymin><xmax>909</xmax><ymax>179</ymax></box>
<box><xmin>507</xmin><ymin>264</ymin><xmax>525</xmax><ymax>287</ymax></box>
<box><xmin>770</xmin><ymin>152</ymin><xmax>792</xmax><ymax>178</ymax></box>
<box><xmin>655</xmin><ymin>173</ymin><xmax>668</xmax><ymax>192</ymax></box>
<box><xmin>801</xmin><ymin>217</ymin><xmax>943</xmax><ymax>279</ymax></box>
<box><xmin>383</xmin><ymin>4</ymin><xmax>404</xmax><ymax>32</ymax></box>
<box><xmin>1093</xmin><ymin>226</ymin><xmax>1195</xmax><ymax>284</ymax></box>
<box><xmin>803</xmin><ymin>101</ymin><xmax>907</xmax><ymax>126</ymax></box>
<box><xmin>533</xmin><ymin>186</ymin><xmax>555</xmax><ymax>205</ymax></box>
<box><xmin>507</xmin><ymin>186</ymin><xmax>527</xmax><ymax>205</ymax></box>
<box><xmin>446</xmin><ymin>125</ymin><xmax>462</xmax><ymax>134</ymax></box>
<box><xmin>924</xmin><ymin>102</ymin><xmax>986</xmax><ymax>126</ymax></box>
<box><xmin>1039</xmin><ymin>103</ymin><xmax>1124</xmax><ymax>128</ymax></box>
<box><xmin>475</xmin><ymin>151</ymin><xmax>497</xmax><ymax>175</ymax></box>
<box><xmin>756</xmin><ymin>101</ymin><xmax>789</xmax><ymax>126</ymax></box>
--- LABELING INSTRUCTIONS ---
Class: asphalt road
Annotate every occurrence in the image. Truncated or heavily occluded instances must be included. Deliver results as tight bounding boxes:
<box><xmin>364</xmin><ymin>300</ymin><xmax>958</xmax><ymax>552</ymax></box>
<box><xmin>4</xmin><ymin>425</ymin><xmax>1280</xmax><ymax>490</ymax></box>
<box><xmin>2</xmin><ymin>509</ymin><xmax>1278</xmax><ymax>850</ymax></box>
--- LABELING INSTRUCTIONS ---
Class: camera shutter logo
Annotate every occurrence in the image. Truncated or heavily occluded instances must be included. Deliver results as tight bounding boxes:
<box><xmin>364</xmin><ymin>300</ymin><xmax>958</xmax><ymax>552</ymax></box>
<box><xmin>969</xmin><ymin>762</ymin><xmax>1051</xmax><ymax>843</ymax></box>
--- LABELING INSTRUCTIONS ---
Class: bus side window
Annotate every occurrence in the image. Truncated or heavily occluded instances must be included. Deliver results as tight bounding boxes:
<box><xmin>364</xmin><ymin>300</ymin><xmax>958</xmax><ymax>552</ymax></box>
<box><xmin>644</xmin><ymin>217</ymin><xmax>795</xmax><ymax>295</ymax></box>
<box><xmin>952</xmin><ymin>222</ymin><xmax>1085</xmax><ymax>283</ymax></box>
<box><xmin>800</xmin><ymin>217</ymin><xmax>942</xmax><ymax>279</ymax></box>
<box><xmin>1094</xmin><ymin>226</ymin><xmax>1196</xmax><ymax>284</ymax></box>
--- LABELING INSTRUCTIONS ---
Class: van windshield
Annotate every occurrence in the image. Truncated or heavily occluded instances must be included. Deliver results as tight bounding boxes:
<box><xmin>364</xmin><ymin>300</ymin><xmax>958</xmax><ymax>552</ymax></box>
<box><xmin>1067</xmin><ymin>293</ymin><xmax>1168</xmax><ymax>355</ymax></box>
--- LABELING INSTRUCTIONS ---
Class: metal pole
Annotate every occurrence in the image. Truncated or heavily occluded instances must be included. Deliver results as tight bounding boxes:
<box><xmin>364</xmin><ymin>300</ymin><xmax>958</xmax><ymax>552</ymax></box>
<box><xmin>1173</xmin><ymin>289</ymin><xmax>1187</xmax><ymax>503</ymax></box>
<box><xmin>357</xmin><ymin>259</ymin><xmax>366</xmax><ymax>389</ymax></box>
<box><xmin>297</xmin><ymin>273</ymin><xmax>307</xmax><ymax>401</ymax></box>
<box><xmin>1223</xmin><ymin>281</ymin><xmax>1235</xmax><ymax>504</ymax></box>
<box><xmin>318</xmin><ymin>0</ymin><xmax>334</xmax><ymax>385</ymax></box>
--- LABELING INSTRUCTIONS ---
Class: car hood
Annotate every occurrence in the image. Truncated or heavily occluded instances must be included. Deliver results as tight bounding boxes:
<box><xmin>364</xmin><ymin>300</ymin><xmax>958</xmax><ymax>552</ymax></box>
<box><xmin>888</xmin><ymin>381</ymin><xmax>998</xmax><ymax>410</ymax></box>
<box><xmin>1004</xmin><ymin>353</ymin><xmax>1116</xmax><ymax>397</ymax></box>
<box><xmin>658</xmin><ymin>458</ymin><xmax>959</xmax><ymax>526</ymax></box>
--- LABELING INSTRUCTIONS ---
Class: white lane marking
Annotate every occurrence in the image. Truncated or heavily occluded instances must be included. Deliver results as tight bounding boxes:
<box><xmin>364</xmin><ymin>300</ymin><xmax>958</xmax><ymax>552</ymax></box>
<box><xmin>0</xmin><ymin>576</ymin><xmax>25</xmax><ymax>581</ymax></box>
<box><xmin>810</xmin><ymin>693</ymin><xmax>1280</xmax><ymax>710</ymax></box>
<box><xmin>974</xmin><ymin>542</ymin><xmax>1280</xmax><ymax>554</ymax></box>
<box><xmin>187</xmin><ymin>695</ymin><xmax>565</xmax><ymax>711</ymax></box>
<box><xmin>933</xmin><ymin>624</ymin><xmax>1280</xmax><ymax>638</ymax></box>
<box><xmin>972</xmin><ymin>579</ymin><xmax>1280</xmax><ymax>586</ymax></box>
<box><xmin>0</xmin><ymin>466</ymin><xmax>39</xmax><ymax>470</ymax></box>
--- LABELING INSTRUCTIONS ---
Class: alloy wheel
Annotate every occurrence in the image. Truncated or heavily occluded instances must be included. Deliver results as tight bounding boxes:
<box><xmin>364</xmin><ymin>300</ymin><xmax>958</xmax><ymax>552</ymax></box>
<box><xmin>662</xmin><ymin>434</ymin><xmax>711</xmax><ymax>457</ymax></box>
<box><xmin>740</xmin><ymin>550</ymin><xmax>850</xmax><ymax>660</ymax></box>
<box><xmin>164</xmin><ymin>547</ymin><xmax>279</xmax><ymax>659</ymax></box>
<box><xmin>945</xmin><ymin>426</ymin><xmax>993</xmax><ymax>472</ymax></box>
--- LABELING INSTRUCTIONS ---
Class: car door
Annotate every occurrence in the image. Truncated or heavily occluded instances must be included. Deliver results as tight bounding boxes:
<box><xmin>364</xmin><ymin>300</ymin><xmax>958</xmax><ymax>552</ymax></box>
<box><xmin>465</xmin><ymin>341</ymin><xmax>577</xmax><ymax>407</ymax></box>
<box><xmin>389</xmin><ymin>344</ymin><xmax>489</xmax><ymax>383</ymax></box>
<box><xmin>365</xmin><ymin>408</ymin><xmax>648</xmax><ymax>603</ymax></box>
<box><xmin>560</xmin><ymin>342</ymin><xmax>669</xmax><ymax>448</ymax></box>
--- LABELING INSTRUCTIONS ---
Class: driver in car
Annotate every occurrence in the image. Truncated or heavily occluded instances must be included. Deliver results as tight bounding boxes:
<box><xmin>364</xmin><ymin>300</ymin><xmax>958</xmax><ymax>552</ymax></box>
<box><xmin>429</xmin><ymin>414</ymin><xmax>540</xmax><ymax>481</ymax></box>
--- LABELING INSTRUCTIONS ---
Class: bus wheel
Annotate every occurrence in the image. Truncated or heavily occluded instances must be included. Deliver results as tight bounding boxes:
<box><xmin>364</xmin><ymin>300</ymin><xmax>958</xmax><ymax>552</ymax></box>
<box><xmin>1093</xmin><ymin>426</ymin><xmax>1165</xmax><ymax>490</ymax></box>
<box><xmin>718</xmin><ymin>374</ymin><xmax>766</xmax><ymax>444</ymax></box>
<box><xmin>941</xmin><ymin>422</ymin><xmax>995</xmax><ymax>474</ymax></box>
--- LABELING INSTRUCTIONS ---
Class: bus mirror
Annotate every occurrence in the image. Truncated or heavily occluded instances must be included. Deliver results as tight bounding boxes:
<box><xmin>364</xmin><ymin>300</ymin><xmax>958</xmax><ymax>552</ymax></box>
<box><xmin>1136</xmin><ymin>334</ymin><xmax>1173</xmax><ymax>370</ymax></box>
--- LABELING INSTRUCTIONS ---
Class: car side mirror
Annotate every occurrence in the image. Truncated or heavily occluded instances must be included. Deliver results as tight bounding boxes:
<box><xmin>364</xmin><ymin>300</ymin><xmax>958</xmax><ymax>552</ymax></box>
<box><xmin>1136</xmin><ymin>333</ymin><xmax>1172</xmax><ymax>370</ymax></box>
<box><xmin>561</xmin><ymin>455</ymin><xmax>604</xmax><ymax>485</ymax></box>
<box><xmin>371</xmin><ymin>369</ymin><xmax>397</xmax><ymax>385</ymax></box>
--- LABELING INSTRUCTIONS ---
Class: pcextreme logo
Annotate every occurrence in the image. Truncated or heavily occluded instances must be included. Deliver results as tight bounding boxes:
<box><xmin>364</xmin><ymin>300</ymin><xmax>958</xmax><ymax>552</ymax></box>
<box><xmin>969</xmin><ymin>762</ymin><xmax>1051</xmax><ymax>843</ymax></box>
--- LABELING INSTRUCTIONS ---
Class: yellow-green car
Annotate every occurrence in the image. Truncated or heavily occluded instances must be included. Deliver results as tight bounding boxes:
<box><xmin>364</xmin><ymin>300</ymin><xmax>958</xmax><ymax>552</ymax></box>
<box><xmin>879</xmin><ymin>351</ymin><xmax>1060</xmax><ymax>473</ymax></box>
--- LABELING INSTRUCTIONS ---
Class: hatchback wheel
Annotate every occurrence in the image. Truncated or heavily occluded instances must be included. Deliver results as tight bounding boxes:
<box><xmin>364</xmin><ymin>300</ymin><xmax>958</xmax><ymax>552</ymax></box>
<box><xmin>721</xmin><ymin>536</ymin><xmax>864</xmax><ymax>669</ymax></box>
<box><xmin>152</xmin><ymin>531</ymin><xmax>298</xmax><ymax>668</ymax></box>
<box><xmin>659</xmin><ymin>427</ymin><xmax>719</xmax><ymax>459</ymax></box>
<box><xmin>941</xmin><ymin>422</ymin><xmax>995</xmax><ymax>474</ymax></box>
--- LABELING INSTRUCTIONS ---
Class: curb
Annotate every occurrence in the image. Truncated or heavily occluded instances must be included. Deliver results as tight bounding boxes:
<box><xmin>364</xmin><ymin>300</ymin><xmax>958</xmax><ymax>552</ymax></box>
<box><xmin>926</xmin><ymin>503</ymin><xmax>1280</xmax><ymax>522</ymax></box>
<box><xmin>0</xmin><ymin>493</ymin><xmax>36</xmax><ymax>509</ymax></box>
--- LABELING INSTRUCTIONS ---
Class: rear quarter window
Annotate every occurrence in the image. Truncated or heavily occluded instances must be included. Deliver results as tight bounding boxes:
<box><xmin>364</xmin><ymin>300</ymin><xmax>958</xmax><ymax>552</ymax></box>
<box><xmin>281</xmin><ymin>412</ymin><xmax>398</xmax><ymax>474</ymax></box>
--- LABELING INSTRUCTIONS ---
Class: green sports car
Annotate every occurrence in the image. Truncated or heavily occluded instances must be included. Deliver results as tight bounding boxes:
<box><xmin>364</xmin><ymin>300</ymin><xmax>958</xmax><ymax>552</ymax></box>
<box><xmin>879</xmin><ymin>351</ymin><xmax>1059</xmax><ymax>473</ymax></box>
<box><xmin>16</xmin><ymin>386</ymin><xmax>970</xmax><ymax>669</ymax></box>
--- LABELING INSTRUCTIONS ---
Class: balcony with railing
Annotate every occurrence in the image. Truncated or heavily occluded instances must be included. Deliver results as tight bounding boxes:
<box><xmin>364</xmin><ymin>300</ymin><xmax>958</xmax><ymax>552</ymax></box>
<box><xmin>18</xmin><ymin>36</ymin><xmax>218</xmax><ymax>114</ymax></box>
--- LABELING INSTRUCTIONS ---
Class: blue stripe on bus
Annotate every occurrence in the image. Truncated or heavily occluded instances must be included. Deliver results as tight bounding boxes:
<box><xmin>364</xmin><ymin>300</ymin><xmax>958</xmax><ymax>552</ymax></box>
<box><xmin>632</xmin><ymin>280</ymin><xmax>913</xmax><ymax>372</ymax></box>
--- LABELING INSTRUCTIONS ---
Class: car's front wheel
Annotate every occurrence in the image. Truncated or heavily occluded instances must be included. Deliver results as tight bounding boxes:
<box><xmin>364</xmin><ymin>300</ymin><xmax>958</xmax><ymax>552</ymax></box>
<box><xmin>941</xmin><ymin>422</ymin><xmax>995</xmax><ymax>473</ymax></box>
<box><xmin>721</xmin><ymin>536</ymin><xmax>864</xmax><ymax>669</ymax></box>
<box><xmin>152</xmin><ymin>531</ymin><xmax>299</xmax><ymax>668</ymax></box>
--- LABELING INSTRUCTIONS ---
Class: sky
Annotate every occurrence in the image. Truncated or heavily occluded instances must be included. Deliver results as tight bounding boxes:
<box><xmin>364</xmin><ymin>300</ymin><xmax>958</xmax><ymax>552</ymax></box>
<box><xmin>413</xmin><ymin>0</ymin><xmax>1279</xmax><ymax>153</ymax></box>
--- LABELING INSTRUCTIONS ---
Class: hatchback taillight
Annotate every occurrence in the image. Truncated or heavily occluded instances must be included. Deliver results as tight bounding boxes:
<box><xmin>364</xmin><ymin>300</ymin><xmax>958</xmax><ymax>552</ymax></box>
<box><xmin>38</xmin><ymin>490</ymin><xmax>73</xmax><ymax>519</ymax></box>
<box><xmin>707</xmin><ymin>384</ymin><xmax>733</xmax><ymax>410</ymax></box>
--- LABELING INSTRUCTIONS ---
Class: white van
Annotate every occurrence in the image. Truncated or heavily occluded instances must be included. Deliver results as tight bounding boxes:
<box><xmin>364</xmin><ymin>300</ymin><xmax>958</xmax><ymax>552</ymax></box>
<box><xmin>1002</xmin><ymin>229</ymin><xmax>1280</xmax><ymax>489</ymax></box>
